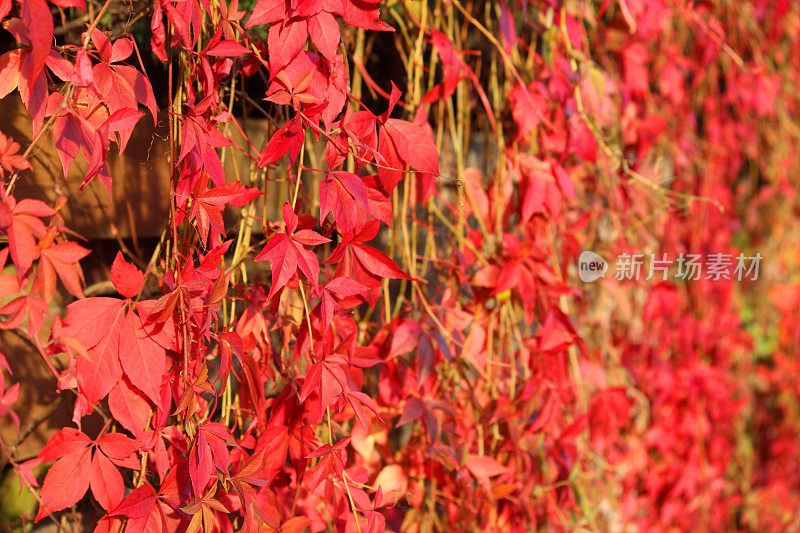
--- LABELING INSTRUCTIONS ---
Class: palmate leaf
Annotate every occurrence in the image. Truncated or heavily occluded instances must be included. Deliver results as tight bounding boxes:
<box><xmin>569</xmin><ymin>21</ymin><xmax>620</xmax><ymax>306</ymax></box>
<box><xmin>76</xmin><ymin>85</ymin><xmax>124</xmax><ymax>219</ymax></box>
<box><xmin>35</xmin><ymin>430</ymin><xmax>138</xmax><ymax>522</ymax></box>
<box><xmin>38</xmin><ymin>240</ymin><xmax>90</xmax><ymax>302</ymax></box>
<box><xmin>255</xmin><ymin>202</ymin><xmax>329</xmax><ymax>300</ymax></box>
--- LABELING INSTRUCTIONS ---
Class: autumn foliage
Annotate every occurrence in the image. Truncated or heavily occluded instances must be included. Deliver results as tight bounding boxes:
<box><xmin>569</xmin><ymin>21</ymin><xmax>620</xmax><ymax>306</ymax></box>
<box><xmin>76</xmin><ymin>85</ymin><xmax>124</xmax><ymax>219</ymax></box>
<box><xmin>0</xmin><ymin>0</ymin><xmax>799</xmax><ymax>531</ymax></box>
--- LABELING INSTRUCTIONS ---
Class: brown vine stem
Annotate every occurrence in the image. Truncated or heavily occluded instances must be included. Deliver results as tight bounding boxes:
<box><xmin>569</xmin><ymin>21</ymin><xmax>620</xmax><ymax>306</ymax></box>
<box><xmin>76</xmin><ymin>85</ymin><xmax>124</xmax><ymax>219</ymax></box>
<box><xmin>298</xmin><ymin>282</ymin><xmax>315</xmax><ymax>359</ymax></box>
<box><xmin>547</xmin><ymin>225</ymin><xmax>587</xmax><ymax>411</ymax></box>
<box><xmin>450</xmin><ymin>0</ymin><xmax>551</xmax><ymax>129</ymax></box>
<box><xmin>291</xmin><ymin>141</ymin><xmax>306</xmax><ymax>209</ymax></box>
<box><xmin>392</xmin><ymin>1</ymin><xmax>428</xmax><ymax>318</ymax></box>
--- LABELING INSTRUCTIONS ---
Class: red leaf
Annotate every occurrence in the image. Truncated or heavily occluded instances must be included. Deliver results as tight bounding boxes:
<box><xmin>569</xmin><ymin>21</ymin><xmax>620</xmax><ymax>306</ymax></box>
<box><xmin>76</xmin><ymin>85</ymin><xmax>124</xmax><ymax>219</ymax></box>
<box><xmin>280</xmin><ymin>517</ymin><xmax>311</xmax><ymax>533</ymax></box>
<box><xmin>255</xmin><ymin>236</ymin><xmax>294</xmax><ymax>301</ymax></box>
<box><xmin>255</xmin><ymin>203</ymin><xmax>328</xmax><ymax>298</ymax></box>
<box><xmin>258</xmin><ymin>116</ymin><xmax>303</xmax><ymax>167</ymax></box>
<box><xmin>90</xmin><ymin>451</ymin><xmax>125</xmax><ymax>511</ymax></box>
<box><xmin>38</xmin><ymin>240</ymin><xmax>90</xmax><ymax>301</ymax></box>
<box><xmin>150</xmin><ymin>3</ymin><xmax>167</xmax><ymax>62</ymax></box>
<box><xmin>110</xmin><ymin>484</ymin><xmax>156</xmax><ymax>519</ymax></box>
<box><xmin>62</xmin><ymin>297</ymin><xmax>126</xmax><ymax>349</ymax></box>
<box><xmin>163</xmin><ymin>3</ymin><xmax>191</xmax><ymax>48</ymax></box>
<box><xmin>20</xmin><ymin>0</ymin><xmax>53</xmax><ymax>83</ymax></box>
<box><xmin>529</xmin><ymin>392</ymin><xmax>556</xmax><ymax>433</ymax></box>
<box><xmin>254</xmin><ymin>426</ymin><xmax>288</xmax><ymax>480</ymax></box>
<box><xmin>110</xmin><ymin>252</ymin><xmax>144</xmax><ymax>298</ymax></box>
<box><xmin>198</xmin><ymin>181</ymin><xmax>262</xmax><ymax>208</ymax></box>
<box><xmin>53</xmin><ymin>112</ymin><xmax>86</xmax><ymax>180</ymax></box>
<box><xmin>325</xmin><ymin>276</ymin><xmax>367</xmax><ymax>298</ymax></box>
<box><xmin>3</xmin><ymin>197</ymin><xmax>53</xmax><ymax>275</ymax></box>
<box><xmin>113</xmin><ymin>64</ymin><xmax>158</xmax><ymax>124</ymax></box>
<box><xmin>588</xmin><ymin>388</ymin><xmax>631</xmax><ymax>449</ymax></box>
<box><xmin>520</xmin><ymin>158</ymin><xmax>551</xmax><ymax>221</ymax></box>
<box><xmin>344</xmin><ymin>389</ymin><xmax>380</xmax><ymax>431</ymax></box>
<box><xmin>623</xmin><ymin>43</ymin><xmax>650</xmax><ymax>96</ymax></box>
<box><xmin>292</xmin><ymin>229</ymin><xmax>330</xmax><ymax>246</ymax></box>
<box><xmin>49</xmin><ymin>0</ymin><xmax>84</xmax><ymax>9</ymax></box>
<box><xmin>97</xmin><ymin>433</ymin><xmax>140</xmax><ymax>467</ymax></box>
<box><xmin>40</xmin><ymin>240</ymin><xmax>89</xmax><ymax>267</ymax></box>
<box><xmin>267</xmin><ymin>19</ymin><xmax>307</xmax><ymax>73</ymax></box>
<box><xmin>77</xmin><ymin>326</ymin><xmax>124</xmax><ymax>405</ymax></box>
<box><xmin>63</xmin><ymin>297</ymin><xmax>126</xmax><ymax>405</ymax></box>
<box><xmin>38</xmin><ymin>428</ymin><xmax>91</xmax><ymax>462</ymax></box>
<box><xmin>397</xmin><ymin>397</ymin><xmax>425</xmax><ymax>427</ymax></box>
<box><xmin>375</xmin><ymin>125</ymin><xmax>404</xmax><ymax>193</ymax></box>
<box><xmin>300</xmin><ymin>355</ymin><xmax>348</xmax><ymax>410</ymax></box>
<box><xmin>340</xmin><ymin>0</ymin><xmax>393</xmax><ymax>31</ymax></box>
<box><xmin>538</xmin><ymin>309</ymin><xmax>575</xmax><ymax>352</ymax></box>
<box><xmin>309</xmin><ymin>11</ymin><xmax>340</xmax><ymax>61</ymax></box>
<box><xmin>189</xmin><ymin>431</ymin><xmax>214</xmax><ymax>497</ymax></box>
<box><xmin>206</xmin><ymin>40</ymin><xmax>252</xmax><ymax>57</ymax></box>
<box><xmin>281</xmin><ymin>202</ymin><xmax>299</xmax><ymax>233</ymax></box>
<box><xmin>509</xmin><ymin>84</ymin><xmax>546</xmax><ymax>139</ymax></box>
<box><xmin>18</xmin><ymin>65</ymin><xmax>47</xmax><ymax>134</ymax></box>
<box><xmin>0</xmin><ymin>49</ymin><xmax>22</xmax><ymax>99</ymax></box>
<box><xmin>103</xmin><ymin>108</ymin><xmax>144</xmax><ymax>140</ymax></box>
<box><xmin>35</xmin><ymin>449</ymin><xmax>91</xmax><ymax>522</ymax></box>
<box><xmin>464</xmin><ymin>454</ymin><xmax>507</xmax><ymax>493</ymax></box>
<box><xmin>351</xmin><ymin>243</ymin><xmax>411</xmax><ymax>280</ymax></box>
<box><xmin>119</xmin><ymin>310</ymin><xmax>167</xmax><ymax>407</ymax></box>
<box><xmin>90</xmin><ymin>27</ymin><xmax>112</xmax><ymax>61</ymax></box>
<box><xmin>383</xmin><ymin>119</ymin><xmax>439</xmax><ymax>176</ymax></box>
<box><xmin>92</xmin><ymin>63</ymin><xmax>137</xmax><ymax>115</ymax></box>
<box><xmin>465</xmin><ymin>455</ymin><xmax>507</xmax><ymax>477</ymax></box>
<box><xmin>108</xmin><ymin>377</ymin><xmax>152</xmax><ymax>437</ymax></box>
<box><xmin>92</xmin><ymin>516</ymin><xmax>122</xmax><ymax>533</ymax></box>
<box><xmin>245</xmin><ymin>0</ymin><xmax>285</xmax><ymax>28</ymax></box>
<box><xmin>498</xmin><ymin>1</ymin><xmax>517</xmax><ymax>52</ymax></box>
<box><xmin>110</xmin><ymin>38</ymin><xmax>133</xmax><ymax>63</ymax></box>
<box><xmin>319</xmin><ymin>171</ymin><xmax>369</xmax><ymax>233</ymax></box>
<box><xmin>137</xmin><ymin>298</ymin><xmax>180</xmax><ymax>352</ymax></box>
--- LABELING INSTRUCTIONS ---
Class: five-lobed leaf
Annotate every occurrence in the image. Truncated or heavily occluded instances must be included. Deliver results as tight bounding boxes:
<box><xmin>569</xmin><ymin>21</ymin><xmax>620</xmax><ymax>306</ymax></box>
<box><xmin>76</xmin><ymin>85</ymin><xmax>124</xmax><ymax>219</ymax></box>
<box><xmin>255</xmin><ymin>202</ymin><xmax>330</xmax><ymax>300</ymax></box>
